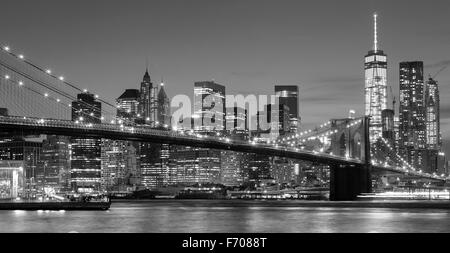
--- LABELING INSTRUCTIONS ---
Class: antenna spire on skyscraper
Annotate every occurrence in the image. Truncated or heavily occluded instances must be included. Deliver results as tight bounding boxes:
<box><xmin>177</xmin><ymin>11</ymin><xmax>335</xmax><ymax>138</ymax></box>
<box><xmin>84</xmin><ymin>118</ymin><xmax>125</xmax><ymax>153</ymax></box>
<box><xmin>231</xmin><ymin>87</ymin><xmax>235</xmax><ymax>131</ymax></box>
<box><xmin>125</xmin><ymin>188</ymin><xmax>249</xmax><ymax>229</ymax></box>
<box><xmin>374</xmin><ymin>12</ymin><xmax>378</xmax><ymax>52</ymax></box>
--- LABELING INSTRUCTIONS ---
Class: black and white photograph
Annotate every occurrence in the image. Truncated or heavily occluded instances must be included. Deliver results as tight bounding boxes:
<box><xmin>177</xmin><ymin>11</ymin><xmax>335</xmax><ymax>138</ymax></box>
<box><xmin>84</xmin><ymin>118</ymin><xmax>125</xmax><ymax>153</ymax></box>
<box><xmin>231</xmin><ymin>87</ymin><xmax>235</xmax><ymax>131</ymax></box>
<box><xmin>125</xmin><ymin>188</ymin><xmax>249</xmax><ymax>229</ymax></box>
<box><xmin>0</xmin><ymin>0</ymin><xmax>449</xmax><ymax>243</ymax></box>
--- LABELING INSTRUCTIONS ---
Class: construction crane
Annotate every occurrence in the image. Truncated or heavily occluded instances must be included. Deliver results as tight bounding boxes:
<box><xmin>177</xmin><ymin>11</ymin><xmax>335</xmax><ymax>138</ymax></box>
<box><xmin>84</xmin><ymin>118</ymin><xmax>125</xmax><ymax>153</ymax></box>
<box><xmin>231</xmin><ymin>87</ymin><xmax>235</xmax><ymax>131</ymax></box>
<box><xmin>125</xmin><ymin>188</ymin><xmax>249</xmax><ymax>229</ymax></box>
<box><xmin>429</xmin><ymin>62</ymin><xmax>450</xmax><ymax>80</ymax></box>
<box><xmin>389</xmin><ymin>86</ymin><xmax>396</xmax><ymax>113</ymax></box>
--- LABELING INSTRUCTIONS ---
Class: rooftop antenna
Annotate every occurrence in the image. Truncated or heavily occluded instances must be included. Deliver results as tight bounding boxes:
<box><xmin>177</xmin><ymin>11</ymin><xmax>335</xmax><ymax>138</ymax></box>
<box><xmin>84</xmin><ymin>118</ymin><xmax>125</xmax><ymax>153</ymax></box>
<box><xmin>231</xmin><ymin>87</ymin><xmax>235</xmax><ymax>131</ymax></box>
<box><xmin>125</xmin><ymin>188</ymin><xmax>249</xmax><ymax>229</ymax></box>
<box><xmin>374</xmin><ymin>12</ymin><xmax>378</xmax><ymax>52</ymax></box>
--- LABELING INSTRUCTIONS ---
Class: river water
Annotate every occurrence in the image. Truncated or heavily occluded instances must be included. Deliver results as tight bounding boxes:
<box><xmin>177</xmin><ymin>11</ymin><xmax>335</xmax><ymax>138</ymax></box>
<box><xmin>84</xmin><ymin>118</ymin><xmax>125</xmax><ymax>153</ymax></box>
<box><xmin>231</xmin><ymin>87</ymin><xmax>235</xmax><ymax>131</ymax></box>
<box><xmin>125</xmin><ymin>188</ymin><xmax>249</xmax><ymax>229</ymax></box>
<box><xmin>1</xmin><ymin>200</ymin><xmax>449</xmax><ymax>233</ymax></box>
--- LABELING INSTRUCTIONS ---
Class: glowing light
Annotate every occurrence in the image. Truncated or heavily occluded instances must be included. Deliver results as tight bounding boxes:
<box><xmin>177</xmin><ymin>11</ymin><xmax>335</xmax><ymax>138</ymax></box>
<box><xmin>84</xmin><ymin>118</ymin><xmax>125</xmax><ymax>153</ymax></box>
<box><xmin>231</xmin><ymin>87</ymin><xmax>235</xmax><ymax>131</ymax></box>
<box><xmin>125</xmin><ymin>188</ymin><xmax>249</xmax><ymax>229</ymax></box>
<box><xmin>46</xmin><ymin>69</ymin><xmax>52</xmax><ymax>74</ymax></box>
<box><xmin>56</xmin><ymin>99</ymin><xmax>61</xmax><ymax>102</ymax></box>
<box><xmin>83</xmin><ymin>89</ymin><xmax>88</xmax><ymax>93</ymax></box>
<box><xmin>3</xmin><ymin>46</ymin><xmax>10</xmax><ymax>51</ymax></box>
<box><xmin>4</xmin><ymin>75</ymin><xmax>10</xmax><ymax>79</ymax></box>
<box><xmin>18</xmin><ymin>81</ymin><xmax>24</xmax><ymax>86</ymax></box>
<box><xmin>44</xmin><ymin>93</ymin><xmax>49</xmax><ymax>97</ymax></box>
<box><xmin>374</xmin><ymin>13</ymin><xmax>378</xmax><ymax>51</ymax></box>
<box><xmin>59</xmin><ymin>76</ymin><xmax>64</xmax><ymax>81</ymax></box>
<box><xmin>18</xmin><ymin>54</ymin><xmax>24</xmax><ymax>59</ymax></box>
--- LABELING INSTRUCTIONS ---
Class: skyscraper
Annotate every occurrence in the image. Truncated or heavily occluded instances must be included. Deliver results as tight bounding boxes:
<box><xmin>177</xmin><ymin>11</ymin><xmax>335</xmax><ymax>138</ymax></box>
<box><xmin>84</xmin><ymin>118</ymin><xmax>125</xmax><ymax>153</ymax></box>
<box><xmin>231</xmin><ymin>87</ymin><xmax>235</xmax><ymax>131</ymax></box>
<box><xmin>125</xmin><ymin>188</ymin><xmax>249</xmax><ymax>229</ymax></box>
<box><xmin>425</xmin><ymin>77</ymin><xmax>441</xmax><ymax>150</ymax></box>
<box><xmin>365</xmin><ymin>13</ymin><xmax>388</xmax><ymax>143</ymax></box>
<box><xmin>40</xmin><ymin>135</ymin><xmax>71</xmax><ymax>194</ymax></box>
<box><xmin>399</xmin><ymin>61</ymin><xmax>426</xmax><ymax>170</ymax></box>
<box><xmin>275</xmin><ymin>85</ymin><xmax>300</xmax><ymax>133</ymax></box>
<box><xmin>70</xmin><ymin>92</ymin><xmax>102</xmax><ymax>193</ymax></box>
<box><xmin>170</xmin><ymin>81</ymin><xmax>225</xmax><ymax>186</ymax></box>
<box><xmin>139</xmin><ymin>69</ymin><xmax>158</xmax><ymax>125</ymax></box>
<box><xmin>117</xmin><ymin>89</ymin><xmax>140</xmax><ymax>122</ymax></box>
<box><xmin>425</xmin><ymin>77</ymin><xmax>442</xmax><ymax>173</ymax></box>
<box><xmin>193</xmin><ymin>81</ymin><xmax>226</xmax><ymax>133</ymax></box>
<box><xmin>135</xmin><ymin>71</ymin><xmax>173</xmax><ymax>189</ymax></box>
<box><xmin>156</xmin><ymin>81</ymin><xmax>171</xmax><ymax>127</ymax></box>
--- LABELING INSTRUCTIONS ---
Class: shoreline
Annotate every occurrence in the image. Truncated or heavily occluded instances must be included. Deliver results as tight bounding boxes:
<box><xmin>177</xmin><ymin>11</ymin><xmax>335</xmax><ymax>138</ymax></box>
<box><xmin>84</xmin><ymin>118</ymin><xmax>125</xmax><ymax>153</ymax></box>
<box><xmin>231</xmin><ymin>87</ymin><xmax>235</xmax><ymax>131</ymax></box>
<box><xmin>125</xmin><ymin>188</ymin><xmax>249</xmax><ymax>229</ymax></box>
<box><xmin>110</xmin><ymin>199</ymin><xmax>450</xmax><ymax>210</ymax></box>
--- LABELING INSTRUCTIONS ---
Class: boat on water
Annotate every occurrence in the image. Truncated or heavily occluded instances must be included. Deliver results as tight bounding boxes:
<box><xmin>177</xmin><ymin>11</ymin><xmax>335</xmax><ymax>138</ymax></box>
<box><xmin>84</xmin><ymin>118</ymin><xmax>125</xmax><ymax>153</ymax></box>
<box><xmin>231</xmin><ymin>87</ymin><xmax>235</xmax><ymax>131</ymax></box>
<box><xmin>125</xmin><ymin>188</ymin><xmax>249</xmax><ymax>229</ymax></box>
<box><xmin>0</xmin><ymin>195</ymin><xmax>111</xmax><ymax>211</ymax></box>
<box><xmin>0</xmin><ymin>201</ymin><xmax>111</xmax><ymax>211</ymax></box>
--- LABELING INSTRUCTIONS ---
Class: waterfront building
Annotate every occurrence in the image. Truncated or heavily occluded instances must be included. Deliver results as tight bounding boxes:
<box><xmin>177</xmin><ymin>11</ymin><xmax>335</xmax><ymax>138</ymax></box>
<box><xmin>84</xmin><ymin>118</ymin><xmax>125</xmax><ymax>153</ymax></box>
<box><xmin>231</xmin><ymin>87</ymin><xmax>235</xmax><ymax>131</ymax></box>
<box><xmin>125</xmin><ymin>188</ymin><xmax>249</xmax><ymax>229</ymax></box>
<box><xmin>169</xmin><ymin>81</ymin><xmax>225</xmax><ymax>186</ymax></box>
<box><xmin>137</xmin><ymin>75</ymin><xmax>173</xmax><ymax>189</ymax></box>
<box><xmin>101</xmin><ymin>139</ymin><xmax>139</xmax><ymax>192</ymax></box>
<box><xmin>0</xmin><ymin>160</ymin><xmax>24</xmax><ymax>199</ymax></box>
<box><xmin>40</xmin><ymin>135</ymin><xmax>71</xmax><ymax>194</ymax></box>
<box><xmin>70</xmin><ymin>92</ymin><xmax>102</xmax><ymax>193</ymax></box>
<box><xmin>0</xmin><ymin>137</ymin><xmax>42</xmax><ymax>198</ymax></box>
<box><xmin>220</xmin><ymin>107</ymin><xmax>249</xmax><ymax>186</ymax></box>
<box><xmin>365</xmin><ymin>13</ymin><xmax>388</xmax><ymax>143</ymax></box>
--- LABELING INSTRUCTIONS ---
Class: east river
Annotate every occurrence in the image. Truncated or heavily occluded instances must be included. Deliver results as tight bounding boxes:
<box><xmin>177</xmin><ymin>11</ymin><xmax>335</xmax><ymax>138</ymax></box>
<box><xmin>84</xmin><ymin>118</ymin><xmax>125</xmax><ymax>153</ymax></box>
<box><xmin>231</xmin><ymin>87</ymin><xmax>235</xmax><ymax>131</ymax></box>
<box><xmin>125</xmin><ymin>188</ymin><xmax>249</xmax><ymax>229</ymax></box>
<box><xmin>1</xmin><ymin>200</ymin><xmax>450</xmax><ymax>233</ymax></box>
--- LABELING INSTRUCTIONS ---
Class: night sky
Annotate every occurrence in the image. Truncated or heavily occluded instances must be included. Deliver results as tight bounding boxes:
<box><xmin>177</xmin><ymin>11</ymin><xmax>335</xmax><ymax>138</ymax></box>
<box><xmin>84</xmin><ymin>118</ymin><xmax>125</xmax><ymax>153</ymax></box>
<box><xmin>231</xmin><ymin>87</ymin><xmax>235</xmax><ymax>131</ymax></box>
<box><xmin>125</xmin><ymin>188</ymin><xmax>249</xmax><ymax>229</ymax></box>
<box><xmin>1</xmin><ymin>0</ymin><xmax>450</xmax><ymax>155</ymax></box>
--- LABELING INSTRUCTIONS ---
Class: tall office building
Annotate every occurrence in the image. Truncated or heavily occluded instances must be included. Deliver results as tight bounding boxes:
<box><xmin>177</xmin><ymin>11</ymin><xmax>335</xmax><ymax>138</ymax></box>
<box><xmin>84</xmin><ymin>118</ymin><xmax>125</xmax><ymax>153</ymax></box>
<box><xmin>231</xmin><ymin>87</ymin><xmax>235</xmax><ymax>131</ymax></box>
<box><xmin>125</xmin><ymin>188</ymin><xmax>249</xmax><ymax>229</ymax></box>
<box><xmin>398</xmin><ymin>61</ymin><xmax>426</xmax><ymax>170</ymax></box>
<box><xmin>108</xmin><ymin>89</ymin><xmax>142</xmax><ymax>192</ymax></box>
<box><xmin>135</xmin><ymin>72</ymin><xmax>173</xmax><ymax>189</ymax></box>
<box><xmin>221</xmin><ymin>107</ymin><xmax>249</xmax><ymax>187</ymax></box>
<box><xmin>156</xmin><ymin>82</ymin><xmax>171</xmax><ymax>126</ymax></box>
<box><xmin>275</xmin><ymin>85</ymin><xmax>300</xmax><ymax>133</ymax></box>
<box><xmin>425</xmin><ymin>78</ymin><xmax>441</xmax><ymax>150</ymax></box>
<box><xmin>424</xmin><ymin>77</ymin><xmax>442</xmax><ymax>173</ymax></box>
<box><xmin>139</xmin><ymin>69</ymin><xmax>158</xmax><ymax>125</ymax></box>
<box><xmin>117</xmin><ymin>89</ymin><xmax>140</xmax><ymax>123</ymax></box>
<box><xmin>193</xmin><ymin>81</ymin><xmax>226</xmax><ymax>133</ymax></box>
<box><xmin>40</xmin><ymin>135</ymin><xmax>71</xmax><ymax>194</ymax></box>
<box><xmin>170</xmin><ymin>81</ymin><xmax>225</xmax><ymax>186</ymax></box>
<box><xmin>225</xmin><ymin>106</ymin><xmax>248</xmax><ymax>138</ymax></box>
<box><xmin>70</xmin><ymin>92</ymin><xmax>102</xmax><ymax>193</ymax></box>
<box><xmin>365</xmin><ymin>13</ymin><xmax>388</xmax><ymax>143</ymax></box>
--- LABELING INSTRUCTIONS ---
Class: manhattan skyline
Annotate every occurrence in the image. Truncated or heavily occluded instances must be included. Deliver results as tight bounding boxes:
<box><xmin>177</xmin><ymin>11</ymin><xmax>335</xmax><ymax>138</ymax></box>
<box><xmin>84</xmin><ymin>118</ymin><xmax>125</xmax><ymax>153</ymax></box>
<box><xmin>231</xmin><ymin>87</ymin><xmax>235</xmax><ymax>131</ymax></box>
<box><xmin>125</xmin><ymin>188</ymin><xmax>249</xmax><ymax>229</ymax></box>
<box><xmin>1</xmin><ymin>0</ymin><xmax>449</xmax><ymax>155</ymax></box>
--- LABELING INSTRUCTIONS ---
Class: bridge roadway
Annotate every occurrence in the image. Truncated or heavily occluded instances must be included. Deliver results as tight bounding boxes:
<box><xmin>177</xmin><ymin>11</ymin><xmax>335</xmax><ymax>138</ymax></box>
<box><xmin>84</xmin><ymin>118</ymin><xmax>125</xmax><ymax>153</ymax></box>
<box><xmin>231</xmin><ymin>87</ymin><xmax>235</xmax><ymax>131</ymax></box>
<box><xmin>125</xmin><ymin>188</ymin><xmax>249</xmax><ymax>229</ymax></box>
<box><xmin>0</xmin><ymin>116</ymin><xmax>444</xmax><ymax>181</ymax></box>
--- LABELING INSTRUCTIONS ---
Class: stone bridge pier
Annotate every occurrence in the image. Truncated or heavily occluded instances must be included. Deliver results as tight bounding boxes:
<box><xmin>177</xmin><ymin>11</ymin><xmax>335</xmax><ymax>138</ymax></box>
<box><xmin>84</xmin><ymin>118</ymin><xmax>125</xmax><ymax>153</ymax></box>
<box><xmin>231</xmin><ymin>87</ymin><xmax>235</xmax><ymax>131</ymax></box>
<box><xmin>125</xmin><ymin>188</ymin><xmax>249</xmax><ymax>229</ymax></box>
<box><xmin>329</xmin><ymin>117</ymin><xmax>372</xmax><ymax>201</ymax></box>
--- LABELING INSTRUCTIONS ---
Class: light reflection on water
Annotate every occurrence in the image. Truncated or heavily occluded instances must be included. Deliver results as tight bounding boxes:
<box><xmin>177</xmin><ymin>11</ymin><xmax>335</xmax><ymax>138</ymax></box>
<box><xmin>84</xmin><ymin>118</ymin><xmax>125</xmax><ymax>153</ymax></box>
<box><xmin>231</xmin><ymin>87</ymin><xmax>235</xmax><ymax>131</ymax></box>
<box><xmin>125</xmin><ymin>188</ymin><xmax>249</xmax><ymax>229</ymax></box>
<box><xmin>0</xmin><ymin>200</ymin><xmax>449</xmax><ymax>233</ymax></box>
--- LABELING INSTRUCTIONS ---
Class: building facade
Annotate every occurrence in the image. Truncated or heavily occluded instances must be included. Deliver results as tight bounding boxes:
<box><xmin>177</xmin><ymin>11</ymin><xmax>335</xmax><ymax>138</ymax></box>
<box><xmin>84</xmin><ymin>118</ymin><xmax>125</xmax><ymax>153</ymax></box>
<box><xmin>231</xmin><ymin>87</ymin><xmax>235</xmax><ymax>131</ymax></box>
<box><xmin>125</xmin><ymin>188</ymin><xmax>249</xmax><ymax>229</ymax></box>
<box><xmin>275</xmin><ymin>85</ymin><xmax>300</xmax><ymax>133</ymax></box>
<box><xmin>116</xmin><ymin>89</ymin><xmax>140</xmax><ymax>123</ymax></box>
<box><xmin>70</xmin><ymin>92</ymin><xmax>102</xmax><ymax>193</ymax></box>
<box><xmin>365</xmin><ymin>14</ymin><xmax>388</xmax><ymax>143</ymax></box>
<box><xmin>398</xmin><ymin>61</ymin><xmax>426</xmax><ymax>170</ymax></box>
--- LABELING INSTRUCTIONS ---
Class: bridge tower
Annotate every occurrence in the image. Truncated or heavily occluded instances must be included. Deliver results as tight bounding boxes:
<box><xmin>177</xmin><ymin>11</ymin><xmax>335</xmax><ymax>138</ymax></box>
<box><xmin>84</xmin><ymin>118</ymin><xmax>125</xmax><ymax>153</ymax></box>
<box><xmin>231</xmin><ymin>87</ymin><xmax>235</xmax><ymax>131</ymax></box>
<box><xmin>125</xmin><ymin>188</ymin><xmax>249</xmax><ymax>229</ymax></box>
<box><xmin>329</xmin><ymin>117</ymin><xmax>372</xmax><ymax>201</ymax></box>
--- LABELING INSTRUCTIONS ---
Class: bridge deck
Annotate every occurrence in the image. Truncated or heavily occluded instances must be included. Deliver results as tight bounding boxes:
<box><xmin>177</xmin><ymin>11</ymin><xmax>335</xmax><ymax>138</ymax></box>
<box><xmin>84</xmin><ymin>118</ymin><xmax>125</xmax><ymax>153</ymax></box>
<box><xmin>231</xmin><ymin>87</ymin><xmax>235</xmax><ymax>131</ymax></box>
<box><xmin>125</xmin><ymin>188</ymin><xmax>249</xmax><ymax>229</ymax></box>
<box><xmin>0</xmin><ymin>116</ymin><xmax>445</xmax><ymax>181</ymax></box>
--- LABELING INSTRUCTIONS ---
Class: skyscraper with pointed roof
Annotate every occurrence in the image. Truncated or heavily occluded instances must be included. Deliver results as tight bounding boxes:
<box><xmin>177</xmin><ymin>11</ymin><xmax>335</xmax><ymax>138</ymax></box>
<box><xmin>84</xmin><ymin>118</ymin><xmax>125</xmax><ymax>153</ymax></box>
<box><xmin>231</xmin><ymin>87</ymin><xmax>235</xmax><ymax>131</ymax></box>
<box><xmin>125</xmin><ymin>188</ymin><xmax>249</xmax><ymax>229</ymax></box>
<box><xmin>139</xmin><ymin>69</ymin><xmax>158</xmax><ymax>125</ymax></box>
<box><xmin>365</xmin><ymin>13</ymin><xmax>388</xmax><ymax>143</ymax></box>
<box><xmin>156</xmin><ymin>81</ymin><xmax>171</xmax><ymax>126</ymax></box>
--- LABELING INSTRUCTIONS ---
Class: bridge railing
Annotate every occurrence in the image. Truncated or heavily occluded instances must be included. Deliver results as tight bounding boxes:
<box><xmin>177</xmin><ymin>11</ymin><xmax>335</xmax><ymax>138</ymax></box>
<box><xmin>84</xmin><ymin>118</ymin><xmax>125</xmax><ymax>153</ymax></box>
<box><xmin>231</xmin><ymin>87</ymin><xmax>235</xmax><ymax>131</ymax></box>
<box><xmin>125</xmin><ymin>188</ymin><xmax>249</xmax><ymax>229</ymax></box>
<box><xmin>0</xmin><ymin>115</ymin><xmax>365</xmax><ymax>164</ymax></box>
